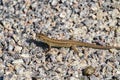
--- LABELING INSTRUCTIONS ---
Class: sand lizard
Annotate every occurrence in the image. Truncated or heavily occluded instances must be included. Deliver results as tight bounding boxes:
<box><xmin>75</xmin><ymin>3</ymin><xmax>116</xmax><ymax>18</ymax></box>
<box><xmin>36</xmin><ymin>33</ymin><xmax>120</xmax><ymax>53</ymax></box>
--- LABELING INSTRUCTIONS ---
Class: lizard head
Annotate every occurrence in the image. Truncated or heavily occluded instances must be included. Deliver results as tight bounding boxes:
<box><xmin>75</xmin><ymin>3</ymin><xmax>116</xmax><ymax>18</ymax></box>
<box><xmin>36</xmin><ymin>33</ymin><xmax>48</xmax><ymax>42</ymax></box>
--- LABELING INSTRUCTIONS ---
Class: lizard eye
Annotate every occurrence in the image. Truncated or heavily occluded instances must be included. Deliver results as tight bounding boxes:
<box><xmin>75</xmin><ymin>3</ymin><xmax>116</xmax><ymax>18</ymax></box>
<box><xmin>36</xmin><ymin>33</ymin><xmax>41</xmax><ymax>39</ymax></box>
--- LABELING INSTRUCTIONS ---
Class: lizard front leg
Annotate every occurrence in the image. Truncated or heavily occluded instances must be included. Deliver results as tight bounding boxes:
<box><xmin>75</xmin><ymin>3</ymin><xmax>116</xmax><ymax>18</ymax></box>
<box><xmin>44</xmin><ymin>44</ymin><xmax>51</xmax><ymax>53</ymax></box>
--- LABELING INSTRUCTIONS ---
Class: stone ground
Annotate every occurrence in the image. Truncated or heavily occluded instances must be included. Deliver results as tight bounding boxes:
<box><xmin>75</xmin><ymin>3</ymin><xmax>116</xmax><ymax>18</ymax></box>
<box><xmin>0</xmin><ymin>0</ymin><xmax>120</xmax><ymax>80</ymax></box>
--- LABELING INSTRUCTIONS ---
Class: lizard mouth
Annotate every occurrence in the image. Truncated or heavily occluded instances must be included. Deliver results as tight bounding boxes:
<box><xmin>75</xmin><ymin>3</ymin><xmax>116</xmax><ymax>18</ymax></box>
<box><xmin>36</xmin><ymin>33</ymin><xmax>41</xmax><ymax>40</ymax></box>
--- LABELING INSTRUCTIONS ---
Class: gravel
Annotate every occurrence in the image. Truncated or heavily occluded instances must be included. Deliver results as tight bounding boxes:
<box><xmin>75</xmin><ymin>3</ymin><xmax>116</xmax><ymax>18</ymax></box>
<box><xmin>1</xmin><ymin>0</ymin><xmax>120</xmax><ymax>80</ymax></box>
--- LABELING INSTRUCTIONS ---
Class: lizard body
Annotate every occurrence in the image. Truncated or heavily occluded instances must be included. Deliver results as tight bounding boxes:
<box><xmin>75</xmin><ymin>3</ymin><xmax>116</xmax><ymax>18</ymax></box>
<box><xmin>36</xmin><ymin>33</ymin><xmax>120</xmax><ymax>53</ymax></box>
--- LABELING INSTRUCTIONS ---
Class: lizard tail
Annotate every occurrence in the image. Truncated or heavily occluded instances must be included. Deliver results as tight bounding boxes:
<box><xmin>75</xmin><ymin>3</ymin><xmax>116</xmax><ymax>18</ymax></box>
<box><xmin>79</xmin><ymin>42</ymin><xmax>120</xmax><ymax>50</ymax></box>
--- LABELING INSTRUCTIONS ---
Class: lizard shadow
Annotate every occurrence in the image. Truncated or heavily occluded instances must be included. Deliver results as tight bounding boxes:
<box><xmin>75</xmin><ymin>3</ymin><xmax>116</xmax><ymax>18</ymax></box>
<box><xmin>26</xmin><ymin>39</ymin><xmax>49</xmax><ymax>50</ymax></box>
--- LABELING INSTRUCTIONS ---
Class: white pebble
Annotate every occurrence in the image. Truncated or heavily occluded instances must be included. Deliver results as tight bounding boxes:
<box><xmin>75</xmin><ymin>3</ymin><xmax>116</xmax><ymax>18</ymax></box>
<box><xmin>12</xmin><ymin>59</ymin><xmax>24</xmax><ymax>64</ymax></box>
<box><xmin>8</xmin><ymin>44</ymin><xmax>14</xmax><ymax>51</ymax></box>
<box><xmin>51</xmin><ymin>0</ymin><xmax>58</xmax><ymax>6</ymax></box>
<box><xmin>116</xmin><ymin>70</ymin><xmax>120</xmax><ymax>74</ymax></box>
<box><xmin>59</xmin><ymin>11</ymin><xmax>66</xmax><ymax>18</ymax></box>
<box><xmin>20</xmin><ymin>54</ymin><xmax>29</xmax><ymax>58</ymax></box>
<box><xmin>14</xmin><ymin>46</ymin><xmax>22</xmax><ymax>52</ymax></box>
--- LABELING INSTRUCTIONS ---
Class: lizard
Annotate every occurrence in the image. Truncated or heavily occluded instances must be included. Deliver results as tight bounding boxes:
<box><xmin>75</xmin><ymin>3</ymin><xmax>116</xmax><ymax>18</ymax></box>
<box><xmin>36</xmin><ymin>33</ymin><xmax>120</xmax><ymax>53</ymax></box>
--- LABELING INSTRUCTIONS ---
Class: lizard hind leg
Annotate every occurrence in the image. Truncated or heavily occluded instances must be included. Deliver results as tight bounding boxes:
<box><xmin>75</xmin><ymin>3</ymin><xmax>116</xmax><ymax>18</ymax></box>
<box><xmin>71</xmin><ymin>45</ymin><xmax>84</xmax><ymax>58</ymax></box>
<box><xmin>69</xmin><ymin>36</ymin><xmax>79</xmax><ymax>53</ymax></box>
<box><xmin>71</xmin><ymin>45</ymin><xmax>79</xmax><ymax>54</ymax></box>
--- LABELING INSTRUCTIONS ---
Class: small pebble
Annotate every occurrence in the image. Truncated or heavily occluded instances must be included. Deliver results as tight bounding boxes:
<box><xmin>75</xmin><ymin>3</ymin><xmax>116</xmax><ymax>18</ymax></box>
<box><xmin>20</xmin><ymin>54</ymin><xmax>29</xmax><ymax>58</ymax></box>
<box><xmin>0</xmin><ymin>48</ymin><xmax>2</xmax><ymax>54</ymax></box>
<box><xmin>8</xmin><ymin>44</ymin><xmax>14</xmax><ymax>51</ymax></box>
<box><xmin>14</xmin><ymin>46</ymin><xmax>22</xmax><ymax>52</ymax></box>
<box><xmin>59</xmin><ymin>11</ymin><xmax>66</xmax><ymax>18</ymax></box>
<box><xmin>51</xmin><ymin>0</ymin><xmax>58</xmax><ymax>6</ymax></box>
<box><xmin>56</xmin><ymin>53</ymin><xmax>62</xmax><ymax>62</ymax></box>
<box><xmin>12</xmin><ymin>59</ymin><xmax>24</xmax><ymax>64</ymax></box>
<box><xmin>83</xmin><ymin>66</ymin><xmax>95</xmax><ymax>76</ymax></box>
<box><xmin>12</xmin><ymin>34</ymin><xmax>20</xmax><ymax>42</ymax></box>
<box><xmin>56</xmin><ymin>67</ymin><xmax>62</xmax><ymax>73</ymax></box>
